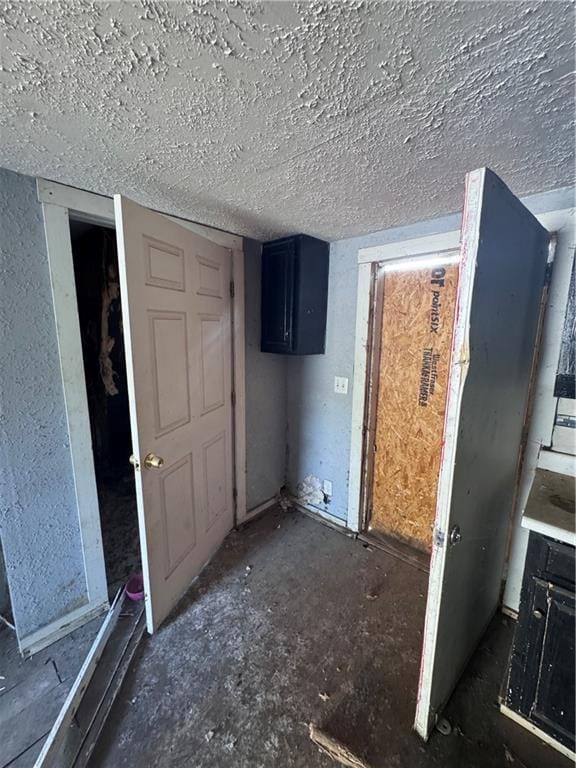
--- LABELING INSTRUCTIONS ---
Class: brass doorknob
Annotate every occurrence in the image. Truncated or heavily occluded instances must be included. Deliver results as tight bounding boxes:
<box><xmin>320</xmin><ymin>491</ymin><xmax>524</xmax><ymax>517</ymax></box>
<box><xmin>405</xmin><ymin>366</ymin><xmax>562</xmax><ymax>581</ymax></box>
<box><xmin>144</xmin><ymin>453</ymin><xmax>164</xmax><ymax>469</ymax></box>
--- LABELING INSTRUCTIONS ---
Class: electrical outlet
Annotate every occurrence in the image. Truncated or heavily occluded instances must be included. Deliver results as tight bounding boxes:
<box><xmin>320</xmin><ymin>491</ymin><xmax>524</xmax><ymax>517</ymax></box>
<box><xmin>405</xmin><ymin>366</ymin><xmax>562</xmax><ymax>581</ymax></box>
<box><xmin>334</xmin><ymin>376</ymin><xmax>349</xmax><ymax>395</ymax></box>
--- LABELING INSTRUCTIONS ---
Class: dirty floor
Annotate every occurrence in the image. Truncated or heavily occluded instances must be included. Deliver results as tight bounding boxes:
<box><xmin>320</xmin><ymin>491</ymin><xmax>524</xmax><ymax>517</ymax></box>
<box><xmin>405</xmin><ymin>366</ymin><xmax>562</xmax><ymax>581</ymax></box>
<box><xmin>90</xmin><ymin>507</ymin><xmax>572</xmax><ymax>768</ymax></box>
<box><xmin>0</xmin><ymin>615</ymin><xmax>103</xmax><ymax>767</ymax></box>
<box><xmin>97</xmin><ymin>475</ymin><xmax>141</xmax><ymax>599</ymax></box>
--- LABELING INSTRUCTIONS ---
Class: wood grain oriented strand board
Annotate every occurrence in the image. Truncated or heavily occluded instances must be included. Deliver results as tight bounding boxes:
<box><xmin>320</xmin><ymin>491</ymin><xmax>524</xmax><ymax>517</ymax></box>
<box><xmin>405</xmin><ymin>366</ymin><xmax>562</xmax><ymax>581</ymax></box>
<box><xmin>370</xmin><ymin>262</ymin><xmax>459</xmax><ymax>550</ymax></box>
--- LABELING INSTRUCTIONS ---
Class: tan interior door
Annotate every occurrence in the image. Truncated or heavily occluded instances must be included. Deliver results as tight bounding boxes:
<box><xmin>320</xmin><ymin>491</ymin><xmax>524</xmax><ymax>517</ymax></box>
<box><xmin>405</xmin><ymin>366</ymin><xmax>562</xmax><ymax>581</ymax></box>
<box><xmin>114</xmin><ymin>195</ymin><xmax>234</xmax><ymax>633</ymax></box>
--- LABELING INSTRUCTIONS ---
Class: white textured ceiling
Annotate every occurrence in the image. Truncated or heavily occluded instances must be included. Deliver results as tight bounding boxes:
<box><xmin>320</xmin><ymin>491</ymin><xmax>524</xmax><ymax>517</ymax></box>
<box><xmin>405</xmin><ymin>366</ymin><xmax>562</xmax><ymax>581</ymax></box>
<box><xmin>0</xmin><ymin>1</ymin><xmax>573</xmax><ymax>241</ymax></box>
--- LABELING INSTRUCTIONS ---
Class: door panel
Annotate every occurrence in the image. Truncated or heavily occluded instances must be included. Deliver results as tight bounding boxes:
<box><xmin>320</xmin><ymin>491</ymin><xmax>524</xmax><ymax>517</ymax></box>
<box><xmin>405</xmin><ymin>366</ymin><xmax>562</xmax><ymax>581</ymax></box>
<box><xmin>160</xmin><ymin>454</ymin><xmax>196</xmax><ymax>577</ymax></box>
<box><xmin>114</xmin><ymin>195</ymin><xmax>234</xmax><ymax>632</ymax></box>
<box><xmin>414</xmin><ymin>168</ymin><xmax>550</xmax><ymax>738</ymax></box>
<box><xmin>200</xmin><ymin>316</ymin><xmax>225</xmax><ymax>412</ymax></box>
<box><xmin>150</xmin><ymin>311</ymin><xmax>191</xmax><ymax>434</ymax></box>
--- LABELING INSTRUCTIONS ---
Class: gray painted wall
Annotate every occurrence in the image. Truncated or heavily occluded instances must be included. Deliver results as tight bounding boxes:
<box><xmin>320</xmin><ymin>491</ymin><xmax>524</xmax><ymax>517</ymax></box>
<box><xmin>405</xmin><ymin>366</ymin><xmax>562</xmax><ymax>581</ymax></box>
<box><xmin>0</xmin><ymin>540</ymin><xmax>11</xmax><ymax>620</ymax></box>
<box><xmin>286</xmin><ymin>184</ymin><xmax>575</xmax><ymax>522</ymax></box>
<box><xmin>0</xmin><ymin>168</ymin><xmax>88</xmax><ymax>638</ymax></box>
<box><xmin>244</xmin><ymin>238</ymin><xmax>287</xmax><ymax>510</ymax></box>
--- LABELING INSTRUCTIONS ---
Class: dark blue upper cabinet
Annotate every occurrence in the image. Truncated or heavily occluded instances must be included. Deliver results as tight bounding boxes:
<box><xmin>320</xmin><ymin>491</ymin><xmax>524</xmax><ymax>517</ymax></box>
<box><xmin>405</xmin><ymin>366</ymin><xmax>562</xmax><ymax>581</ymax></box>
<box><xmin>261</xmin><ymin>234</ymin><xmax>329</xmax><ymax>355</ymax></box>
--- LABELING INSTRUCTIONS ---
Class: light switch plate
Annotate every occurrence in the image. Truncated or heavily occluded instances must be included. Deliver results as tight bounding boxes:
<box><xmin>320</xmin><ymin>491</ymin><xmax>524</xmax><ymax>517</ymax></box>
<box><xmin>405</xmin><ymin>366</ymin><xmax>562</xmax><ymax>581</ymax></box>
<box><xmin>334</xmin><ymin>376</ymin><xmax>349</xmax><ymax>395</ymax></box>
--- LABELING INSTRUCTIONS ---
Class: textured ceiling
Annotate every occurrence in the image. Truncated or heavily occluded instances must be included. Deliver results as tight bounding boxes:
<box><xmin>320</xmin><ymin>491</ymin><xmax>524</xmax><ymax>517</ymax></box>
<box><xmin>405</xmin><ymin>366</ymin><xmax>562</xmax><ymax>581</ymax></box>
<box><xmin>0</xmin><ymin>1</ymin><xmax>574</xmax><ymax>241</ymax></box>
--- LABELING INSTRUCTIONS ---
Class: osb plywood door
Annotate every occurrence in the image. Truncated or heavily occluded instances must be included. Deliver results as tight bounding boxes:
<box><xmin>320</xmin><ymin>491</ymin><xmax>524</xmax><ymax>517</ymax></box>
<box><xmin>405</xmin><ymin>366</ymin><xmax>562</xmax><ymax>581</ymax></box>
<box><xmin>369</xmin><ymin>260</ymin><xmax>459</xmax><ymax>551</ymax></box>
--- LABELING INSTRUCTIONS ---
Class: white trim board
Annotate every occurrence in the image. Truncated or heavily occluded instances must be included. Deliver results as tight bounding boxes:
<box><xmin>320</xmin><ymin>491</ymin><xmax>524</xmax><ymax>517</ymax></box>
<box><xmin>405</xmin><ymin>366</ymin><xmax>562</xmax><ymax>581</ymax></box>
<box><xmin>19</xmin><ymin>599</ymin><xmax>109</xmax><ymax>658</ymax></box>
<box><xmin>537</xmin><ymin>449</ymin><xmax>576</xmax><ymax>476</ymax></box>
<box><xmin>232</xmin><ymin>247</ymin><xmax>248</xmax><ymax>525</ymax></box>
<box><xmin>42</xmin><ymin>203</ymin><xmax>109</xmax><ymax>623</ymax></box>
<box><xmin>39</xmin><ymin>178</ymin><xmax>247</xmax><ymax>643</ymax></box>
<box><xmin>242</xmin><ymin>496</ymin><xmax>279</xmax><ymax>523</ymax></box>
<box><xmin>34</xmin><ymin>590</ymin><xmax>124</xmax><ymax>767</ymax></box>
<box><xmin>292</xmin><ymin>499</ymin><xmax>350</xmax><ymax>532</ymax></box>
<box><xmin>347</xmin><ymin>229</ymin><xmax>461</xmax><ymax>531</ymax></box>
<box><xmin>347</xmin><ymin>262</ymin><xmax>374</xmax><ymax>532</ymax></box>
<box><xmin>522</xmin><ymin>511</ymin><xmax>576</xmax><ymax>548</ymax></box>
<box><xmin>358</xmin><ymin>230</ymin><xmax>460</xmax><ymax>264</ymax></box>
<box><xmin>37</xmin><ymin>178</ymin><xmax>242</xmax><ymax>250</ymax></box>
<box><xmin>500</xmin><ymin>704</ymin><xmax>576</xmax><ymax>762</ymax></box>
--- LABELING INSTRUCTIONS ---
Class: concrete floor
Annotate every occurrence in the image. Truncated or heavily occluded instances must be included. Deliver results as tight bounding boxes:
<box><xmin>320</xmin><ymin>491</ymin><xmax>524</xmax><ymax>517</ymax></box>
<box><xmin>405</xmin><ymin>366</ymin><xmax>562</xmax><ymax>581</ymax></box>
<box><xmin>90</xmin><ymin>507</ymin><xmax>572</xmax><ymax>768</ymax></box>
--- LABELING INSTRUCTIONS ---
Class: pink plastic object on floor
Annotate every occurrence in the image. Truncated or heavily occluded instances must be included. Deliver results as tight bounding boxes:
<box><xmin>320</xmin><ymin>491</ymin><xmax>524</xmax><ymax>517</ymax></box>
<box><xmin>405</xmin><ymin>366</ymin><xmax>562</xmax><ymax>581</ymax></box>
<box><xmin>125</xmin><ymin>572</ymin><xmax>145</xmax><ymax>601</ymax></box>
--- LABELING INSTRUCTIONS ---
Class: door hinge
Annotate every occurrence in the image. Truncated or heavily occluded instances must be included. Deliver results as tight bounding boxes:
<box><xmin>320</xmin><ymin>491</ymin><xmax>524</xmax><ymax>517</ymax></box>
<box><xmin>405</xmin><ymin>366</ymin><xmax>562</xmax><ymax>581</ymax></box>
<box><xmin>231</xmin><ymin>390</ymin><xmax>236</xmax><ymax>407</ymax></box>
<box><xmin>230</xmin><ymin>280</ymin><xmax>235</xmax><ymax>298</ymax></box>
<box><xmin>233</xmin><ymin>487</ymin><xmax>238</xmax><ymax>501</ymax></box>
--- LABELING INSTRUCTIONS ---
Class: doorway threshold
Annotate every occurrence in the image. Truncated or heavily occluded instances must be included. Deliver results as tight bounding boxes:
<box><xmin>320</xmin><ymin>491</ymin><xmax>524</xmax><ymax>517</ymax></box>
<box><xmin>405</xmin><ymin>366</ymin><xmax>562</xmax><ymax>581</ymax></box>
<box><xmin>359</xmin><ymin>530</ymin><xmax>430</xmax><ymax>573</ymax></box>
<box><xmin>35</xmin><ymin>591</ymin><xmax>145</xmax><ymax>768</ymax></box>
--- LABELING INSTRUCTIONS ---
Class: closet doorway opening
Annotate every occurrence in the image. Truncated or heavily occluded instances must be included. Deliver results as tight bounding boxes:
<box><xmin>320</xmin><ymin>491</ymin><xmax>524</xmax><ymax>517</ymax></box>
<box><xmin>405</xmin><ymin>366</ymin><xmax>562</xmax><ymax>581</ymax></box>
<box><xmin>70</xmin><ymin>219</ymin><xmax>141</xmax><ymax>598</ymax></box>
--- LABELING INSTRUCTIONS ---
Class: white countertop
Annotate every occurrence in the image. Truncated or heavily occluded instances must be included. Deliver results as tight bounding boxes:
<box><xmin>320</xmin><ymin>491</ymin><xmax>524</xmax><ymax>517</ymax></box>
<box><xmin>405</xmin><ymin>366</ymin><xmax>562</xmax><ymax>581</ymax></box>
<box><xmin>521</xmin><ymin>468</ymin><xmax>575</xmax><ymax>547</ymax></box>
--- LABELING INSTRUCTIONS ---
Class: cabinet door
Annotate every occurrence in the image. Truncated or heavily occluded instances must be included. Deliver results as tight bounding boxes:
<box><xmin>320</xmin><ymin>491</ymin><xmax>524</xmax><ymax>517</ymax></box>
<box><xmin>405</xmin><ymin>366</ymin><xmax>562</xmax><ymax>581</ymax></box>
<box><xmin>261</xmin><ymin>239</ymin><xmax>295</xmax><ymax>353</ymax></box>
<box><xmin>291</xmin><ymin>235</ymin><xmax>329</xmax><ymax>354</ymax></box>
<box><xmin>531</xmin><ymin>580</ymin><xmax>575</xmax><ymax>750</ymax></box>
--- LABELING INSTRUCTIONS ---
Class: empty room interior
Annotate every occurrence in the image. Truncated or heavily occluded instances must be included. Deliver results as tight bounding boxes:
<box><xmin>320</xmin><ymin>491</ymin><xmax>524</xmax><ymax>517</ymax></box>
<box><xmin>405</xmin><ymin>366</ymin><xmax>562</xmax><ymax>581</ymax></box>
<box><xmin>0</xmin><ymin>2</ymin><xmax>574</xmax><ymax>767</ymax></box>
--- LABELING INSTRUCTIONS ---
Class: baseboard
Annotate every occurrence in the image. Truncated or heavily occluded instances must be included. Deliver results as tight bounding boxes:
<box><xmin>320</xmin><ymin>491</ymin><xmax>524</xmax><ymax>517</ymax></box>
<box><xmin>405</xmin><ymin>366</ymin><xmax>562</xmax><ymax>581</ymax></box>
<box><xmin>359</xmin><ymin>531</ymin><xmax>430</xmax><ymax>573</ymax></box>
<box><xmin>500</xmin><ymin>605</ymin><xmax>518</xmax><ymax>621</ymax></box>
<box><xmin>19</xmin><ymin>598</ymin><xmax>110</xmax><ymax>658</ymax></box>
<box><xmin>238</xmin><ymin>496</ymin><xmax>279</xmax><ymax>526</ymax></box>
<box><xmin>500</xmin><ymin>704</ymin><xmax>575</xmax><ymax>760</ymax></box>
<box><xmin>290</xmin><ymin>499</ymin><xmax>352</xmax><ymax>535</ymax></box>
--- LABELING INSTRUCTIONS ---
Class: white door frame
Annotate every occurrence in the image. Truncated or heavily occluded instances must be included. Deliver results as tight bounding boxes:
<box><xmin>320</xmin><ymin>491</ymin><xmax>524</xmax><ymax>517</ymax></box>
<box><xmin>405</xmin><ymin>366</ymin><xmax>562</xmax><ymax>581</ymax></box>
<box><xmin>347</xmin><ymin>231</ymin><xmax>461</xmax><ymax>533</ymax></box>
<box><xmin>347</xmin><ymin>207</ymin><xmax>575</xmax><ymax>607</ymax></box>
<box><xmin>38</xmin><ymin>179</ymin><xmax>246</xmax><ymax>647</ymax></box>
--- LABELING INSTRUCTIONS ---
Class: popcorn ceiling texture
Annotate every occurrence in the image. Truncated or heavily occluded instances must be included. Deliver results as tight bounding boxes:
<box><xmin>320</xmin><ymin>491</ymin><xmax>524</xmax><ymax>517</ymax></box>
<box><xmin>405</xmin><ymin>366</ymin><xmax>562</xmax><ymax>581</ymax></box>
<box><xmin>0</xmin><ymin>1</ymin><xmax>573</xmax><ymax>240</ymax></box>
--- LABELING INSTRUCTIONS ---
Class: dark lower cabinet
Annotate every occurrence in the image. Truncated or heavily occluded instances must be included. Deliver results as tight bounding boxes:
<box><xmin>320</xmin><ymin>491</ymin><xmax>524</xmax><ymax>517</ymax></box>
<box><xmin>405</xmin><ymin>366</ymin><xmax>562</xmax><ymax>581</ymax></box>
<box><xmin>504</xmin><ymin>532</ymin><xmax>575</xmax><ymax>752</ymax></box>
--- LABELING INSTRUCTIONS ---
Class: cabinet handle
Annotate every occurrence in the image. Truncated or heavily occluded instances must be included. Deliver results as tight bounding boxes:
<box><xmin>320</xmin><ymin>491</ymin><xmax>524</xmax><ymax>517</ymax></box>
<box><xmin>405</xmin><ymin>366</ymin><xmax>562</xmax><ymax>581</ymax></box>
<box><xmin>533</xmin><ymin>609</ymin><xmax>544</xmax><ymax>620</ymax></box>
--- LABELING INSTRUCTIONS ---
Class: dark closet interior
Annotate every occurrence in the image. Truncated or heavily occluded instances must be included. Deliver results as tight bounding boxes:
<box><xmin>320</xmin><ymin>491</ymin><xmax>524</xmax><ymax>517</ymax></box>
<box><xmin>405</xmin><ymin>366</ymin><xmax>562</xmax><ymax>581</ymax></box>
<box><xmin>70</xmin><ymin>221</ymin><xmax>141</xmax><ymax>598</ymax></box>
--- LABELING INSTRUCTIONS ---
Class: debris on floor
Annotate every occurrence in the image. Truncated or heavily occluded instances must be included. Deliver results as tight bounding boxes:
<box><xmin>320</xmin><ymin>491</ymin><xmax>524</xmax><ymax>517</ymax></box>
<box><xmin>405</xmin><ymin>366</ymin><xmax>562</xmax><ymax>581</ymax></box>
<box><xmin>309</xmin><ymin>723</ymin><xmax>372</xmax><ymax>768</ymax></box>
<box><xmin>88</xmin><ymin>508</ymin><xmax>573</xmax><ymax>768</ymax></box>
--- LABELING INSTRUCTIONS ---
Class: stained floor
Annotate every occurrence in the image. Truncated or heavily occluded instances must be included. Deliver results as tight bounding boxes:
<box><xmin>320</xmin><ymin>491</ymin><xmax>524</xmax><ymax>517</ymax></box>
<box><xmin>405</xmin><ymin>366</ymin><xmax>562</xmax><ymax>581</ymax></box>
<box><xmin>90</xmin><ymin>507</ymin><xmax>571</xmax><ymax>768</ymax></box>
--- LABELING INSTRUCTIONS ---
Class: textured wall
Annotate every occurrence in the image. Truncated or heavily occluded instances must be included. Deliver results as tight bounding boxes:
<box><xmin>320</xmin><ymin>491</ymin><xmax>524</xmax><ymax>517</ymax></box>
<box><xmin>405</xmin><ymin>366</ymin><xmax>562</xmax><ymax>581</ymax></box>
<box><xmin>0</xmin><ymin>168</ymin><xmax>87</xmax><ymax>638</ymax></box>
<box><xmin>286</xmin><ymin>184</ymin><xmax>575</xmax><ymax>522</ymax></box>
<box><xmin>0</xmin><ymin>1</ymin><xmax>573</xmax><ymax>241</ymax></box>
<box><xmin>0</xmin><ymin>540</ymin><xmax>11</xmax><ymax>620</ymax></box>
<box><xmin>244</xmin><ymin>238</ymin><xmax>287</xmax><ymax>510</ymax></box>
